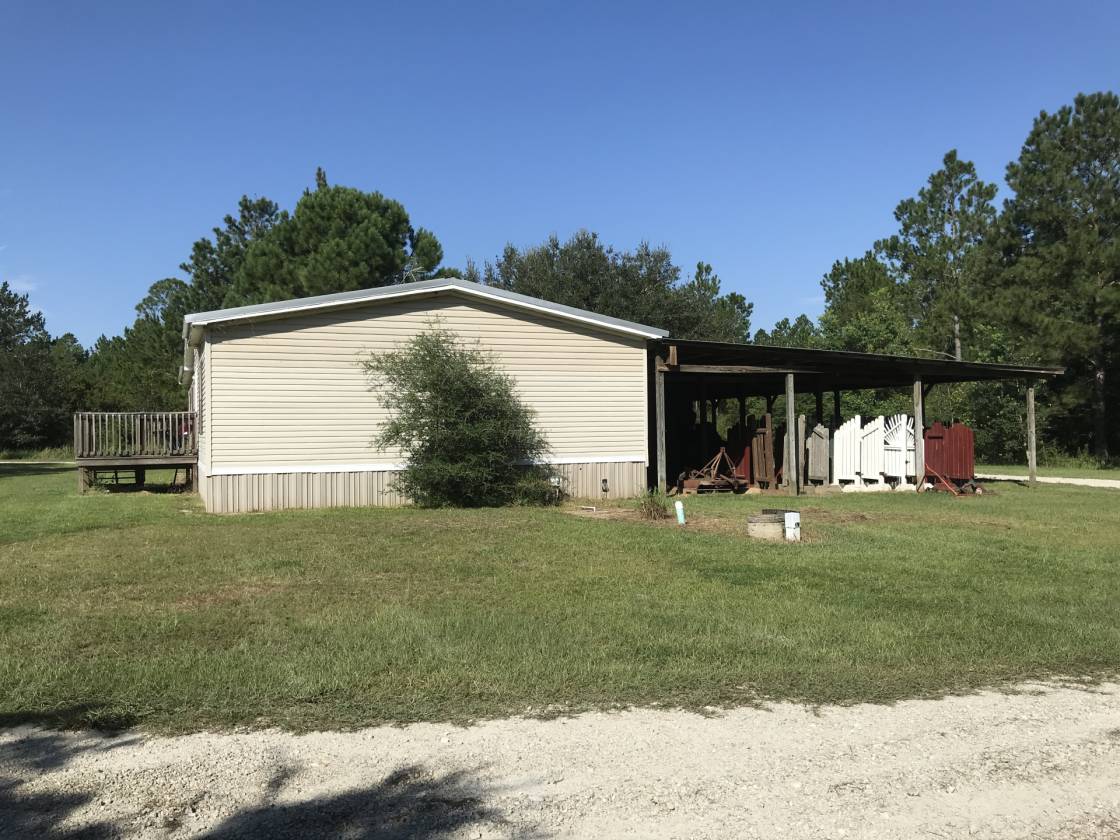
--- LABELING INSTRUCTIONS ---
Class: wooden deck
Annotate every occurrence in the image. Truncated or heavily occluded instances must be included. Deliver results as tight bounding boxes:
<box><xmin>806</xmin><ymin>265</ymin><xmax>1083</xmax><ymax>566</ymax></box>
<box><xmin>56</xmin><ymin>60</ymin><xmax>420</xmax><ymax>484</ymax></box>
<box><xmin>74</xmin><ymin>411</ymin><xmax>198</xmax><ymax>491</ymax></box>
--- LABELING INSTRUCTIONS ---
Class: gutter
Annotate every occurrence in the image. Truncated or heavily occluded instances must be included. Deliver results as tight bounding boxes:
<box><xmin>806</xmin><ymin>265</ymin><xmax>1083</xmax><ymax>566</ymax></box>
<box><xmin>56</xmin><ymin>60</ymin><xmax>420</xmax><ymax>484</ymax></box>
<box><xmin>179</xmin><ymin>320</ymin><xmax>205</xmax><ymax>387</ymax></box>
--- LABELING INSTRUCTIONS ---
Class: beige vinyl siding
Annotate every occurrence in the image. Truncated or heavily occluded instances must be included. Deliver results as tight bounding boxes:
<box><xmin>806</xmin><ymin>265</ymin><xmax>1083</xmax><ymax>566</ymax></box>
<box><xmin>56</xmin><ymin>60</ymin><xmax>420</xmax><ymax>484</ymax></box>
<box><xmin>206</xmin><ymin>292</ymin><xmax>649</xmax><ymax>470</ymax></box>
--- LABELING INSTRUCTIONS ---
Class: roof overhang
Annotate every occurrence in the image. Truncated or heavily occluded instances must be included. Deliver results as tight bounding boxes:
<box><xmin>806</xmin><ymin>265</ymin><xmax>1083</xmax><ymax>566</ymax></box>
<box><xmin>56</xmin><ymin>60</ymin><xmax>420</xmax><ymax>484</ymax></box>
<box><xmin>652</xmin><ymin>338</ymin><xmax>1063</xmax><ymax>397</ymax></box>
<box><xmin>178</xmin><ymin>278</ymin><xmax>668</xmax><ymax>387</ymax></box>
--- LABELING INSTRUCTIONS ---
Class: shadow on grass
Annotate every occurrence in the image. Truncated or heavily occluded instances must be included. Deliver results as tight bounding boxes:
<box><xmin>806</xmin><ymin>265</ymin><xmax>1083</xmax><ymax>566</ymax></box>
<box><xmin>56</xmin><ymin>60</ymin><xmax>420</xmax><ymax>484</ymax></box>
<box><xmin>97</xmin><ymin>481</ymin><xmax>191</xmax><ymax>495</ymax></box>
<box><xmin>0</xmin><ymin>705</ymin><xmax>138</xmax><ymax>733</ymax></box>
<box><xmin>0</xmin><ymin>463</ymin><xmax>73</xmax><ymax>479</ymax></box>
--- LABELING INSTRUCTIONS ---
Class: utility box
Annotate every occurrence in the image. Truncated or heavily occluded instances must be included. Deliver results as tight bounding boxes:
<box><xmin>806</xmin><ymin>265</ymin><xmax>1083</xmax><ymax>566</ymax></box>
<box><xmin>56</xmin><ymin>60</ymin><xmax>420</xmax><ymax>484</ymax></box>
<box><xmin>749</xmin><ymin>509</ymin><xmax>801</xmax><ymax>542</ymax></box>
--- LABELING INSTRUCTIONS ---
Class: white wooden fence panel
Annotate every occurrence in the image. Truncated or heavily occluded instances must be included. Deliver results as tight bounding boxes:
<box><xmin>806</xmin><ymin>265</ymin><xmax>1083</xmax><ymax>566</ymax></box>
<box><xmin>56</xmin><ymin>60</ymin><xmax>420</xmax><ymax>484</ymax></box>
<box><xmin>833</xmin><ymin>415</ymin><xmax>862</xmax><ymax>483</ymax></box>
<box><xmin>860</xmin><ymin>415</ymin><xmax>886</xmax><ymax>484</ymax></box>
<box><xmin>883</xmin><ymin>413</ymin><xmax>916</xmax><ymax>480</ymax></box>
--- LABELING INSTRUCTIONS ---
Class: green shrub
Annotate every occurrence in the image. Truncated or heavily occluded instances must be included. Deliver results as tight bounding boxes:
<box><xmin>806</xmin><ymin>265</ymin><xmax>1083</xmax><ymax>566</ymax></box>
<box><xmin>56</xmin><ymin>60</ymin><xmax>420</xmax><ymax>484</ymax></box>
<box><xmin>1037</xmin><ymin>444</ymin><xmax>1117</xmax><ymax>471</ymax></box>
<box><xmin>363</xmin><ymin>326</ymin><xmax>556</xmax><ymax>507</ymax></box>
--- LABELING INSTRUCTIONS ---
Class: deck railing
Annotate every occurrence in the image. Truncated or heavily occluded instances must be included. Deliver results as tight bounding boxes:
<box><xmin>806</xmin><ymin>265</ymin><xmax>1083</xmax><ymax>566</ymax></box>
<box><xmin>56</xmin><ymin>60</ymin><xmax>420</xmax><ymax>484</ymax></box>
<box><xmin>73</xmin><ymin>412</ymin><xmax>198</xmax><ymax>460</ymax></box>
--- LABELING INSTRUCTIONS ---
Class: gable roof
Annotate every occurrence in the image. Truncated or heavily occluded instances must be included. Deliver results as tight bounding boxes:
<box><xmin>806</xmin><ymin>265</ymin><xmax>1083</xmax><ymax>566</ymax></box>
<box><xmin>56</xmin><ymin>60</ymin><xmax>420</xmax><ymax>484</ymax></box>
<box><xmin>179</xmin><ymin>277</ymin><xmax>668</xmax><ymax>385</ymax></box>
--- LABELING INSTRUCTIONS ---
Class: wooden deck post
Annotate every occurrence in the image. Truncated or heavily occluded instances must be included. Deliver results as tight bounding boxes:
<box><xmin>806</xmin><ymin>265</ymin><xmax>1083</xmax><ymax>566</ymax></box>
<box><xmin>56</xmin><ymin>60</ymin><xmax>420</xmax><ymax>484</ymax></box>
<box><xmin>913</xmin><ymin>377</ymin><xmax>925</xmax><ymax>491</ymax></box>
<box><xmin>785</xmin><ymin>373</ymin><xmax>798</xmax><ymax>495</ymax></box>
<box><xmin>1026</xmin><ymin>385</ymin><xmax>1037</xmax><ymax>487</ymax></box>
<box><xmin>655</xmin><ymin>358</ymin><xmax>667</xmax><ymax>493</ymax></box>
<box><xmin>832</xmin><ymin>391</ymin><xmax>841</xmax><ymax>428</ymax></box>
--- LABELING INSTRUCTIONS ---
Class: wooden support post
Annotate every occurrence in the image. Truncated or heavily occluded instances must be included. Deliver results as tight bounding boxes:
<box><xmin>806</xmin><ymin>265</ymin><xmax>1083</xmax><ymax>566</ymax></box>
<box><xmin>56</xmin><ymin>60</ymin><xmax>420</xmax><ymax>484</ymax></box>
<box><xmin>785</xmin><ymin>373</ymin><xmax>798</xmax><ymax>495</ymax></box>
<box><xmin>700</xmin><ymin>382</ymin><xmax>709</xmax><ymax>458</ymax></box>
<box><xmin>1026</xmin><ymin>385</ymin><xmax>1037</xmax><ymax>487</ymax></box>
<box><xmin>815</xmin><ymin>392</ymin><xmax>824</xmax><ymax>426</ymax></box>
<box><xmin>738</xmin><ymin>396</ymin><xmax>746</xmax><ymax>430</ymax></box>
<box><xmin>766</xmin><ymin>394</ymin><xmax>776</xmax><ymax>415</ymax></box>
<box><xmin>655</xmin><ymin>359</ymin><xmax>667</xmax><ymax>493</ymax></box>
<box><xmin>797</xmin><ymin>413</ymin><xmax>807</xmax><ymax>490</ymax></box>
<box><xmin>832</xmin><ymin>391</ymin><xmax>841</xmax><ymax>428</ymax></box>
<box><xmin>77</xmin><ymin>467</ymin><xmax>89</xmax><ymax>494</ymax></box>
<box><xmin>913</xmin><ymin>376</ymin><xmax>925</xmax><ymax>491</ymax></box>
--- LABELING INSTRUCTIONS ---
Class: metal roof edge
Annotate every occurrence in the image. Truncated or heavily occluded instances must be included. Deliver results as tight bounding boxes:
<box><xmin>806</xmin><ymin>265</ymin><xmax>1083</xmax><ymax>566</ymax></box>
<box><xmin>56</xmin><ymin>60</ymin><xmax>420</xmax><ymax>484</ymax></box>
<box><xmin>181</xmin><ymin>277</ymin><xmax>669</xmax><ymax>339</ymax></box>
<box><xmin>653</xmin><ymin>338</ymin><xmax>1065</xmax><ymax>377</ymax></box>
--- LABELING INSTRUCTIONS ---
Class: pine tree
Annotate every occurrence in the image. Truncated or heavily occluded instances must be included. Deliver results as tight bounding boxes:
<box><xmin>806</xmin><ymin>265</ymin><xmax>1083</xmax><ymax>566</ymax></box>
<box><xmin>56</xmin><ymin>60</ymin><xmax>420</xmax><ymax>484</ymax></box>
<box><xmin>998</xmin><ymin>92</ymin><xmax>1120</xmax><ymax>458</ymax></box>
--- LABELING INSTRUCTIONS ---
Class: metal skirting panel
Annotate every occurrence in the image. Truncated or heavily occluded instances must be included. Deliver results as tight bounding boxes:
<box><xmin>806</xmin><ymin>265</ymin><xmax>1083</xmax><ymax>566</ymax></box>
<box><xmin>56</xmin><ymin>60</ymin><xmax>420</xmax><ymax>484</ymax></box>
<box><xmin>203</xmin><ymin>470</ymin><xmax>404</xmax><ymax>513</ymax></box>
<box><xmin>202</xmin><ymin>461</ymin><xmax>647</xmax><ymax>513</ymax></box>
<box><xmin>552</xmin><ymin>460</ymin><xmax>647</xmax><ymax>501</ymax></box>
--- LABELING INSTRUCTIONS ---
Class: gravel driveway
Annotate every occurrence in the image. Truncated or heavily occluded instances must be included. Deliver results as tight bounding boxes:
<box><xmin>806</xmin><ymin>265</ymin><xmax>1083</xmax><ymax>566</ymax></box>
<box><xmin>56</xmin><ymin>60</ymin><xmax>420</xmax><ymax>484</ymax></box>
<box><xmin>2</xmin><ymin>681</ymin><xmax>1118</xmax><ymax>839</ymax></box>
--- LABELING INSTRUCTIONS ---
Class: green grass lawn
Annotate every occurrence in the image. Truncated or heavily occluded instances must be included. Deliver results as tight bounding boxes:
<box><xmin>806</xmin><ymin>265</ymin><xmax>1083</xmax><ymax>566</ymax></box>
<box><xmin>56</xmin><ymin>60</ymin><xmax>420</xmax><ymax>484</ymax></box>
<box><xmin>978</xmin><ymin>463</ymin><xmax>1120</xmax><ymax>480</ymax></box>
<box><xmin>1</xmin><ymin>464</ymin><xmax>1118</xmax><ymax>733</ymax></box>
<box><xmin>0</xmin><ymin>446</ymin><xmax>73</xmax><ymax>461</ymax></box>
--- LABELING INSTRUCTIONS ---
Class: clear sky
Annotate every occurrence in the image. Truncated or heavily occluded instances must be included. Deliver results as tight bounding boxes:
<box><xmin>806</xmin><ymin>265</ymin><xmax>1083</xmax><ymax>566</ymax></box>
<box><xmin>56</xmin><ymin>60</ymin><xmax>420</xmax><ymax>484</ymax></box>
<box><xmin>2</xmin><ymin>1</ymin><xmax>1117</xmax><ymax>346</ymax></box>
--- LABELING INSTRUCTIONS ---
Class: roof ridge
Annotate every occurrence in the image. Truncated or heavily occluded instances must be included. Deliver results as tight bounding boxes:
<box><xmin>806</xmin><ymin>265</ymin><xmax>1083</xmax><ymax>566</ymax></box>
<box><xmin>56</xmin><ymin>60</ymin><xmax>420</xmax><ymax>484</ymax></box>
<box><xmin>181</xmin><ymin>277</ymin><xmax>667</xmax><ymax>340</ymax></box>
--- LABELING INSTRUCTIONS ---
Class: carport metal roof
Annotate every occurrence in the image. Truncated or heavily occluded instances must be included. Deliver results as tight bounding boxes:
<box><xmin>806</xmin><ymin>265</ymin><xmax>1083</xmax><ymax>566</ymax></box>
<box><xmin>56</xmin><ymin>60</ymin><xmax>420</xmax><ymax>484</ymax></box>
<box><xmin>651</xmin><ymin>339</ymin><xmax>1063</xmax><ymax>397</ymax></box>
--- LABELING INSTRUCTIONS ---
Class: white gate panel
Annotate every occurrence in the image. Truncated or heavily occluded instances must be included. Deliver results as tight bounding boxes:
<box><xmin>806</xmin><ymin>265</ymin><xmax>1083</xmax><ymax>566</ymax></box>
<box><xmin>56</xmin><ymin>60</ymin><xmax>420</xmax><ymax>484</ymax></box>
<box><xmin>883</xmin><ymin>413</ymin><xmax>916</xmax><ymax>480</ymax></box>
<box><xmin>860</xmin><ymin>415</ymin><xmax>886</xmax><ymax>484</ymax></box>
<box><xmin>833</xmin><ymin>415</ymin><xmax>861</xmax><ymax>483</ymax></box>
<box><xmin>807</xmin><ymin>423</ymin><xmax>830</xmax><ymax>483</ymax></box>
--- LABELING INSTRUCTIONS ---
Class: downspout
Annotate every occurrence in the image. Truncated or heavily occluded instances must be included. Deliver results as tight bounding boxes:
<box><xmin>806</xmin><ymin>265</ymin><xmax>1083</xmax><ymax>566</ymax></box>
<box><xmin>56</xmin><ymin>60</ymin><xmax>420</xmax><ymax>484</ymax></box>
<box><xmin>179</xmin><ymin>320</ymin><xmax>205</xmax><ymax>387</ymax></box>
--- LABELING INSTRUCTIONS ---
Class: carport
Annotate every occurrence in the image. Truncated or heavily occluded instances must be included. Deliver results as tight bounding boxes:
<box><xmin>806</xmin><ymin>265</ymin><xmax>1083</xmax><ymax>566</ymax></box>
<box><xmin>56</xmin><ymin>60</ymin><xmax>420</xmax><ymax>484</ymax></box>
<box><xmin>649</xmin><ymin>340</ymin><xmax>1063</xmax><ymax>494</ymax></box>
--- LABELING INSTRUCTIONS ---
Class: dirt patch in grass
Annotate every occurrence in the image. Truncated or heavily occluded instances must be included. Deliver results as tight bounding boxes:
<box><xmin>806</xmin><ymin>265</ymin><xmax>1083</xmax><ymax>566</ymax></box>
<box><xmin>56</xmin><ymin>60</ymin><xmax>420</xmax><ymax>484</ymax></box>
<box><xmin>173</xmin><ymin>583</ymin><xmax>285</xmax><ymax>611</ymax></box>
<box><xmin>565</xmin><ymin>504</ymin><xmax>753</xmax><ymax>537</ymax></box>
<box><xmin>797</xmin><ymin>506</ymin><xmax>874</xmax><ymax>524</ymax></box>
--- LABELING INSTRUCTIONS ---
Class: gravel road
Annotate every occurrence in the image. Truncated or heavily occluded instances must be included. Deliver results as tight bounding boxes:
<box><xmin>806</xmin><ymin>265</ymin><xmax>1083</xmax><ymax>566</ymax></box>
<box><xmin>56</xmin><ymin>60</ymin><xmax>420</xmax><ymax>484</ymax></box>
<box><xmin>2</xmin><ymin>681</ymin><xmax>1118</xmax><ymax>839</ymax></box>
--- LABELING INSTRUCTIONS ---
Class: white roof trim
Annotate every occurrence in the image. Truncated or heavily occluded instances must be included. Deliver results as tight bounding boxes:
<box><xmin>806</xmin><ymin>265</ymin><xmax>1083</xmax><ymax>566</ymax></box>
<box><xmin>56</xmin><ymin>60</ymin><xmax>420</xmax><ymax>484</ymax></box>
<box><xmin>184</xmin><ymin>278</ymin><xmax>667</xmax><ymax>338</ymax></box>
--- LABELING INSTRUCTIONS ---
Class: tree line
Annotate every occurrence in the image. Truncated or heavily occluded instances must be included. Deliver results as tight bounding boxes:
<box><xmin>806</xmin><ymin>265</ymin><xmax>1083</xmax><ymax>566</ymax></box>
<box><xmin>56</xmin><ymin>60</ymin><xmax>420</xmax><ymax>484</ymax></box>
<box><xmin>2</xmin><ymin>92</ymin><xmax>1115</xmax><ymax>462</ymax></box>
<box><xmin>754</xmin><ymin>92</ymin><xmax>1118</xmax><ymax>462</ymax></box>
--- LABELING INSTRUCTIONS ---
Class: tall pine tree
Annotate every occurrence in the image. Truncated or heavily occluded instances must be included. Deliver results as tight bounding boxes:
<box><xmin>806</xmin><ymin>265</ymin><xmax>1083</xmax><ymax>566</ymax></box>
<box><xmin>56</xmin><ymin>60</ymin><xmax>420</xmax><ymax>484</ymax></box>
<box><xmin>998</xmin><ymin>92</ymin><xmax>1120</xmax><ymax>458</ymax></box>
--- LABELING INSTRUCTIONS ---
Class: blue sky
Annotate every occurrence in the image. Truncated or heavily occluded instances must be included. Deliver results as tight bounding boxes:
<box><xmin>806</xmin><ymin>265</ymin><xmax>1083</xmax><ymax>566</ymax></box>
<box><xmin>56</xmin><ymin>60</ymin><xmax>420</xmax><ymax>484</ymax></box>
<box><xmin>2</xmin><ymin>1</ymin><xmax>1117</xmax><ymax>346</ymax></box>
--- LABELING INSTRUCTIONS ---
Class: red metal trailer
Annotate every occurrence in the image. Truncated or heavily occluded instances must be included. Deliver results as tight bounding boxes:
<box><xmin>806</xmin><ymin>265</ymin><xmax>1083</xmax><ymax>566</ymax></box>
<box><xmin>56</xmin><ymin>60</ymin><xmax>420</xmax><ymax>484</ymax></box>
<box><xmin>924</xmin><ymin>421</ymin><xmax>976</xmax><ymax>491</ymax></box>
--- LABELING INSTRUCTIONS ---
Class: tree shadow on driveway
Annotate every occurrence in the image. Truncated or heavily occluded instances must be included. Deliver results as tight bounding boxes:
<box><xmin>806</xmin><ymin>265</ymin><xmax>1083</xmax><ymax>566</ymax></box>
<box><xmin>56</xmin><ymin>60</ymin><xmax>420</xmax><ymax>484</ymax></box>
<box><xmin>0</xmin><ymin>710</ymin><xmax>140</xmax><ymax>839</ymax></box>
<box><xmin>1</xmin><ymin>708</ymin><xmax>534</xmax><ymax>839</ymax></box>
<box><xmin>199</xmin><ymin>763</ymin><xmax>523</xmax><ymax>840</ymax></box>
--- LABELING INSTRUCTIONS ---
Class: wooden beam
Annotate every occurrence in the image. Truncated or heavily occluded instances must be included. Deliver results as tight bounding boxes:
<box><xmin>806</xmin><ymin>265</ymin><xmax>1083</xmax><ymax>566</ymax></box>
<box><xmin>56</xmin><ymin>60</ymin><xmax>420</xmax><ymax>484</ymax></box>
<box><xmin>75</xmin><ymin>455</ymin><xmax>198</xmax><ymax>467</ymax></box>
<box><xmin>913</xmin><ymin>377</ymin><xmax>925</xmax><ymax>491</ymax></box>
<box><xmin>785</xmin><ymin>373</ymin><xmax>798</xmax><ymax>495</ymax></box>
<box><xmin>655</xmin><ymin>358</ymin><xmax>667</xmax><ymax>493</ymax></box>
<box><xmin>656</xmin><ymin>363</ymin><xmax>820</xmax><ymax>375</ymax></box>
<box><xmin>1026</xmin><ymin>385</ymin><xmax>1037</xmax><ymax>487</ymax></box>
